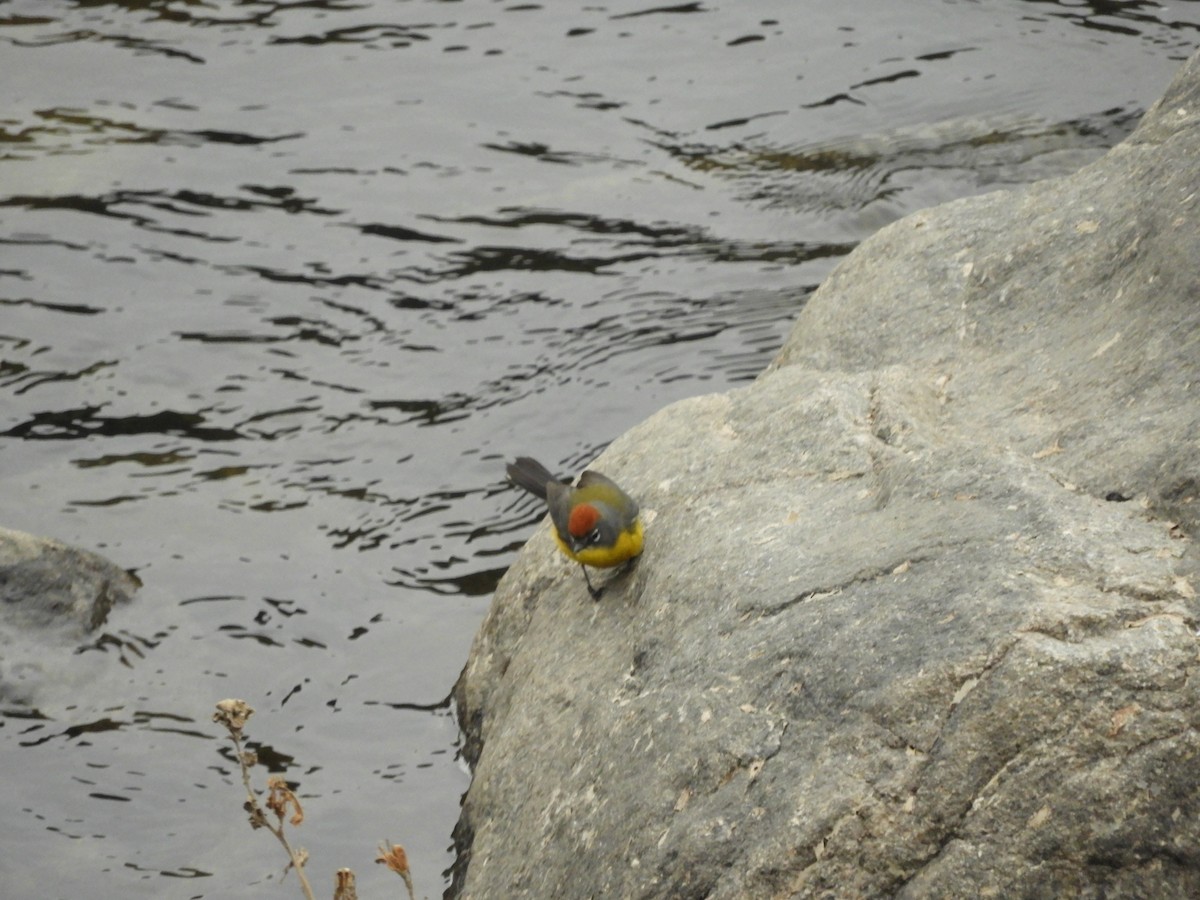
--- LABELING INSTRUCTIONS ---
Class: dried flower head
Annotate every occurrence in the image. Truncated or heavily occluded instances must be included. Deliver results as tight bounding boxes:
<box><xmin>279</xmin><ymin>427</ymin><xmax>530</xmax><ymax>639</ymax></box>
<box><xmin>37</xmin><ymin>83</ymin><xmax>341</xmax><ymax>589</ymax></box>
<box><xmin>333</xmin><ymin>868</ymin><xmax>358</xmax><ymax>900</ymax></box>
<box><xmin>213</xmin><ymin>698</ymin><xmax>254</xmax><ymax>733</ymax></box>
<box><xmin>377</xmin><ymin>842</ymin><xmax>415</xmax><ymax>899</ymax></box>
<box><xmin>244</xmin><ymin>800</ymin><xmax>267</xmax><ymax>830</ymax></box>
<box><xmin>266</xmin><ymin>774</ymin><xmax>305</xmax><ymax>827</ymax></box>
<box><xmin>375</xmin><ymin>842</ymin><xmax>409</xmax><ymax>875</ymax></box>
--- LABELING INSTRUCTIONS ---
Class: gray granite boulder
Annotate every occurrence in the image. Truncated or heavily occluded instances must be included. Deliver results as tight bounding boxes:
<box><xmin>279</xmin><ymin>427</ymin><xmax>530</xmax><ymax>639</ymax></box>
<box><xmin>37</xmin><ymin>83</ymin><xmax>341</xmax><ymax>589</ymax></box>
<box><xmin>451</xmin><ymin>49</ymin><xmax>1200</xmax><ymax>899</ymax></box>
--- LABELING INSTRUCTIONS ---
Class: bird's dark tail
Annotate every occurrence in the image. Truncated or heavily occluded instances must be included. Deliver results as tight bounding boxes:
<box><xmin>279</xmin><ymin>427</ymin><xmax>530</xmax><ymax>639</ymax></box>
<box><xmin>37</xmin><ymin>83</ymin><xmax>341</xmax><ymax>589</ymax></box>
<box><xmin>506</xmin><ymin>456</ymin><xmax>559</xmax><ymax>501</ymax></box>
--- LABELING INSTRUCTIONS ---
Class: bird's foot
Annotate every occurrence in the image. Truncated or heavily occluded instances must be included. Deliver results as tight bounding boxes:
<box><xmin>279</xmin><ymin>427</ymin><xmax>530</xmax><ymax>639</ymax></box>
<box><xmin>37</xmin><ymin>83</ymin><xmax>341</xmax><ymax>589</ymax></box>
<box><xmin>582</xmin><ymin>566</ymin><xmax>604</xmax><ymax>601</ymax></box>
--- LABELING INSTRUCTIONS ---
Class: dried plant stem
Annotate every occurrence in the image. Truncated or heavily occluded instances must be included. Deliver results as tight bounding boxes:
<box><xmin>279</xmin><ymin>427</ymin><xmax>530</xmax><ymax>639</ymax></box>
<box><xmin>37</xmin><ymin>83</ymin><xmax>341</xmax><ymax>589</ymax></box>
<box><xmin>215</xmin><ymin>700</ymin><xmax>416</xmax><ymax>900</ymax></box>
<box><xmin>230</xmin><ymin>726</ymin><xmax>258</xmax><ymax>814</ymax></box>
<box><xmin>235</xmin><ymin>732</ymin><xmax>315</xmax><ymax>900</ymax></box>
<box><xmin>215</xmin><ymin>699</ymin><xmax>317</xmax><ymax>900</ymax></box>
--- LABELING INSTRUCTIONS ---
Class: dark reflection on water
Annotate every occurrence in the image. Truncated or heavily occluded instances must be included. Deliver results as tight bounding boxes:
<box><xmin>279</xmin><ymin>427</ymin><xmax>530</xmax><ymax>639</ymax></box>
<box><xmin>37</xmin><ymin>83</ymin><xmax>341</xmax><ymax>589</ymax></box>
<box><xmin>5</xmin><ymin>407</ymin><xmax>244</xmax><ymax>440</ymax></box>
<box><xmin>1</xmin><ymin>0</ymin><xmax>1198</xmax><ymax>895</ymax></box>
<box><xmin>1024</xmin><ymin>0</ymin><xmax>1200</xmax><ymax>39</ymax></box>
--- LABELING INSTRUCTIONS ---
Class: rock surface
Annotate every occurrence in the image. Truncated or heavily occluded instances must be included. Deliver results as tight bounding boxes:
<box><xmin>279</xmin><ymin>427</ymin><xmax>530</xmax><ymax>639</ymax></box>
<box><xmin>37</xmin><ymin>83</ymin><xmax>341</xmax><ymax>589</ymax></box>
<box><xmin>0</xmin><ymin>527</ymin><xmax>139</xmax><ymax>704</ymax></box>
<box><xmin>451</xmin><ymin>50</ymin><xmax>1200</xmax><ymax>899</ymax></box>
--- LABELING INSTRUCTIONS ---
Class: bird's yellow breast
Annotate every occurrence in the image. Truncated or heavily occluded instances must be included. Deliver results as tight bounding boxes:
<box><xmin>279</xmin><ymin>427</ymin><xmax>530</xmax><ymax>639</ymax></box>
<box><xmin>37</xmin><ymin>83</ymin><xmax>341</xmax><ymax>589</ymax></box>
<box><xmin>552</xmin><ymin>518</ymin><xmax>644</xmax><ymax>568</ymax></box>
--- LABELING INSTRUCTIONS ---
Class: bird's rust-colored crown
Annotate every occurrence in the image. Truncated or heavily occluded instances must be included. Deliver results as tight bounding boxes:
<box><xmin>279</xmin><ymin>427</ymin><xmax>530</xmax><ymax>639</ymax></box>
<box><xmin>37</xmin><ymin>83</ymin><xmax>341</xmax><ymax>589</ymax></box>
<box><xmin>567</xmin><ymin>503</ymin><xmax>600</xmax><ymax>538</ymax></box>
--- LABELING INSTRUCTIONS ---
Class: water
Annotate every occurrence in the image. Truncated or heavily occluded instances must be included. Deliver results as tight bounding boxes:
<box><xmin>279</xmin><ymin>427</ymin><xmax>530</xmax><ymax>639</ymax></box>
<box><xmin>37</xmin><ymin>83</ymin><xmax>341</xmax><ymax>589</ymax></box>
<box><xmin>1</xmin><ymin>0</ymin><xmax>1197</xmax><ymax>896</ymax></box>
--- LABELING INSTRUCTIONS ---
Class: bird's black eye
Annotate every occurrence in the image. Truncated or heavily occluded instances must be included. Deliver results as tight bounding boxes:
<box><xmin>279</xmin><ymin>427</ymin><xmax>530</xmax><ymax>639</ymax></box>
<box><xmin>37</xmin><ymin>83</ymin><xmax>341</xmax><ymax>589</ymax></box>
<box><xmin>589</xmin><ymin>527</ymin><xmax>602</xmax><ymax>545</ymax></box>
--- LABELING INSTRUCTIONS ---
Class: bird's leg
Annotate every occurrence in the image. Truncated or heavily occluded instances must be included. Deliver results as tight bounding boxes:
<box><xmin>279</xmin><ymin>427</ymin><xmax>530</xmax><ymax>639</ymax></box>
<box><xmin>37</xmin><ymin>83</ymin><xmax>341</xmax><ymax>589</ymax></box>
<box><xmin>581</xmin><ymin>565</ymin><xmax>603</xmax><ymax>601</ymax></box>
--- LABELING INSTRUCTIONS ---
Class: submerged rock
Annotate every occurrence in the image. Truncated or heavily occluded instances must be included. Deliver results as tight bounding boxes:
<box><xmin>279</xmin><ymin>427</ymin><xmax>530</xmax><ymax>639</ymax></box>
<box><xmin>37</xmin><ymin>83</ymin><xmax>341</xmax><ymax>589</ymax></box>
<box><xmin>451</xmin><ymin>49</ymin><xmax>1200</xmax><ymax>899</ymax></box>
<box><xmin>0</xmin><ymin>527</ymin><xmax>139</xmax><ymax>704</ymax></box>
<box><xmin>0</xmin><ymin>527</ymin><xmax>138</xmax><ymax>632</ymax></box>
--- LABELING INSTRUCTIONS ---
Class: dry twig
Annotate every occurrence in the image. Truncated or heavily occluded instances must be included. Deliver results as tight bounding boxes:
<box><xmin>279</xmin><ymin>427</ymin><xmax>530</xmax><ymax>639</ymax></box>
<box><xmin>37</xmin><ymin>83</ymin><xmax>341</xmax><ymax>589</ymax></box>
<box><xmin>213</xmin><ymin>699</ymin><xmax>317</xmax><ymax>900</ymax></box>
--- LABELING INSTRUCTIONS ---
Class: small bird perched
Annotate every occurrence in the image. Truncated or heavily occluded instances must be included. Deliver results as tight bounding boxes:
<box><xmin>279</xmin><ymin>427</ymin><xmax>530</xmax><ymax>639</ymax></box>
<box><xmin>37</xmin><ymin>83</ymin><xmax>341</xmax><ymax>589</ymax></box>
<box><xmin>506</xmin><ymin>456</ymin><xmax>644</xmax><ymax>600</ymax></box>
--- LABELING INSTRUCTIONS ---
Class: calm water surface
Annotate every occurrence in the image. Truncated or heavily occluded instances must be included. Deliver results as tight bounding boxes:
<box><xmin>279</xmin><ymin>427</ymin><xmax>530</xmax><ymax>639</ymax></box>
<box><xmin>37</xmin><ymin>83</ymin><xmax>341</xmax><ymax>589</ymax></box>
<box><xmin>1</xmin><ymin>0</ymin><xmax>1197</xmax><ymax>896</ymax></box>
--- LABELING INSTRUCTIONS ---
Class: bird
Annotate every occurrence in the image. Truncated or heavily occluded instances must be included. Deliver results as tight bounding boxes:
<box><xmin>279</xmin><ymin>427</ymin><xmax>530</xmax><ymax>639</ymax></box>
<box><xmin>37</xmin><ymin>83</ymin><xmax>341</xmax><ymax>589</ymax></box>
<box><xmin>506</xmin><ymin>456</ymin><xmax>643</xmax><ymax>600</ymax></box>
